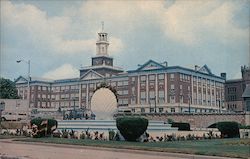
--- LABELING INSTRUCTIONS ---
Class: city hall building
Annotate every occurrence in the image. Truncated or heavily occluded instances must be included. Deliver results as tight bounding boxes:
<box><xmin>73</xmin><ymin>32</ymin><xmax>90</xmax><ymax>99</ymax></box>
<box><xmin>15</xmin><ymin>30</ymin><xmax>226</xmax><ymax>113</ymax></box>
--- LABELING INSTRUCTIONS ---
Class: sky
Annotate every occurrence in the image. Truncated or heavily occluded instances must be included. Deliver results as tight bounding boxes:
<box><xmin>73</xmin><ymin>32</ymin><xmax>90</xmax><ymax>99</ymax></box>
<box><xmin>0</xmin><ymin>0</ymin><xmax>249</xmax><ymax>81</ymax></box>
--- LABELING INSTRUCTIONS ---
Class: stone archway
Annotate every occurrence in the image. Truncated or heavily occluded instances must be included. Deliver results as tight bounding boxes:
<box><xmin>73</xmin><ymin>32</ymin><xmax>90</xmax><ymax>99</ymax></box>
<box><xmin>90</xmin><ymin>82</ymin><xmax>118</xmax><ymax>120</ymax></box>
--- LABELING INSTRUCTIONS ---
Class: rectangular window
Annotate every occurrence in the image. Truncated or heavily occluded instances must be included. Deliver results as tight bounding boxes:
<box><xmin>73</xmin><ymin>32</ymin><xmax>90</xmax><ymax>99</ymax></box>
<box><xmin>140</xmin><ymin>76</ymin><xmax>146</xmax><ymax>81</ymax></box>
<box><xmin>170</xmin><ymin>96</ymin><xmax>175</xmax><ymax>103</ymax></box>
<box><xmin>141</xmin><ymin>108</ymin><xmax>145</xmax><ymax>113</ymax></box>
<box><xmin>171</xmin><ymin>108</ymin><xmax>175</xmax><ymax>112</ymax></box>
<box><xmin>150</xmin><ymin>108</ymin><xmax>154</xmax><ymax>113</ymax></box>
<box><xmin>158</xmin><ymin>74</ymin><xmax>164</xmax><ymax>80</ymax></box>
<box><xmin>123</xmin><ymin>81</ymin><xmax>128</xmax><ymax>86</ymax></box>
<box><xmin>82</xmin><ymin>84</ymin><xmax>86</xmax><ymax>89</ymax></box>
<box><xmin>149</xmin><ymin>91</ymin><xmax>155</xmax><ymax>98</ymax></box>
<box><xmin>159</xmin><ymin>108</ymin><xmax>163</xmax><ymax>113</ymax></box>
<box><xmin>170</xmin><ymin>73</ymin><xmax>174</xmax><ymax>80</ymax></box>
<box><xmin>171</xmin><ymin>84</ymin><xmax>175</xmax><ymax>90</ymax></box>
<box><xmin>140</xmin><ymin>92</ymin><xmax>146</xmax><ymax>98</ymax></box>
<box><xmin>149</xmin><ymin>75</ymin><xmax>155</xmax><ymax>81</ymax></box>
<box><xmin>117</xmin><ymin>81</ymin><xmax>123</xmax><ymax>86</ymax></box>
<box><xmin>89</xmin><ymin>83</ymin><xmax>94</xmax><ymax>88</ymax></box>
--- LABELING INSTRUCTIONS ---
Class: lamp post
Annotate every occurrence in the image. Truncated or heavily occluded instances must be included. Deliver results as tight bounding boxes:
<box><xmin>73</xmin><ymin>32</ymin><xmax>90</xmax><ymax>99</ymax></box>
<box><xmin>17</xmin><ymin>60</ymin><xmax>30</xmax><ymax>108</ymax></box>
<box><xmin>188</xmin><ymin>95</ymin><xmax>191</xmax><ymax>114</ymax></box>
<box><xmin>154</xmin><ymin>95</ymin><xmax>157</xmax><ymax>113</ymax></box>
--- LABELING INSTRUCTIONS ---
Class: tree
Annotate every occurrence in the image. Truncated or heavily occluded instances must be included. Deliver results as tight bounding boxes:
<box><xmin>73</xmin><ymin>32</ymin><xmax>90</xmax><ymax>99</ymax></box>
<box><xmin>0</xmin><ymin>78</ymin><xmax>19</xmax><ymax>99</ymax></box>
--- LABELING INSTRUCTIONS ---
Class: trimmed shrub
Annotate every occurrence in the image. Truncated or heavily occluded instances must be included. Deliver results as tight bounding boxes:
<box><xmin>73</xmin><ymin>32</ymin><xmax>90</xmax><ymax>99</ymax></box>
<box><xmin>217</xmin><ymin>121</ymin><xmax>239</xmax><ymax>138</ymax></box>
<box><xmin>208</xmin><ymin>123</ymin><xmax>217</xmax><ymax>128</ymax></box>
<box><xmin>171</xmin><ymin>122</ymin><xmax>190</xmax><ymax>131</ymax></box>
<box><xmin>30</xmin><ymin>118</ymin><xmax>58</xmax><ymax>138</ymax></box>
<box><xmin>116</xmin><ymin>117</ymin><xmax>148</xmax><ymax>141</ymax></box>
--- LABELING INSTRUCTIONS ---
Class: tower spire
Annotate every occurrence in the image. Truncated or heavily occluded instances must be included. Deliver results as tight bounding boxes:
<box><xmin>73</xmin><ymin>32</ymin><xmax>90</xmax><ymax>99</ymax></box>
<box><xmin>102</xmin><ymin>21</ymin><xmax>104</xmax><ymax>32</ymax></box>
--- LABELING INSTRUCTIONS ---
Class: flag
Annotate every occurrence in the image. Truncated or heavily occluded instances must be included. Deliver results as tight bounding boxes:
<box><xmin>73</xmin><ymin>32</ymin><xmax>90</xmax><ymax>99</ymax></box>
<box><xmin>41</xmin><ymin>120</ymin><xmax>48</xmax><ymax>125</ymax></box>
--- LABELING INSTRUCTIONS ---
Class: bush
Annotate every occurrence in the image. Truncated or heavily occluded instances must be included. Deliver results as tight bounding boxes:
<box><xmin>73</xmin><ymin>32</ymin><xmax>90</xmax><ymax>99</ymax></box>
<box><xmin>116</xmin><ymin>117</ymin><xmax>148</xmax><ymax>141</ymax></box>
<box><xmin>217</xmin><ymin>121</ymin><xmax>239</xmax><ymax>138</ymax></box>
<box><xmin>239</xmin><ymin>125</ymin><xmax>250</xmax><ymax>129</ymax></box>
<box><xmin>208</xmin><ymin>123</ymin><xmax>217</xmax><ymax>128</ymax></box>
<box><xmin>30</xmin><ymin>118</ymin><xmax>58</xmax><ymax>138</ymax></box>
<box><xmin>108</xmin><ymin>129</ymin><xmax>115</xmax><ymax>140</ymax></box>
<box><xmin>171</xmin><ymin>122</ymin><xmax>190</xmax><ymax>131</ymax></box>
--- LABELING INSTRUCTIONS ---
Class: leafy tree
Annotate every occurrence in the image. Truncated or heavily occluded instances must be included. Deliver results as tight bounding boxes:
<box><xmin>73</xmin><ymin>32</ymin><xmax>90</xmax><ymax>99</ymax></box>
<box><xmin>0</xmin><ymin>78</ymin><xmax>19</xmax><ymax>99</ymax></box>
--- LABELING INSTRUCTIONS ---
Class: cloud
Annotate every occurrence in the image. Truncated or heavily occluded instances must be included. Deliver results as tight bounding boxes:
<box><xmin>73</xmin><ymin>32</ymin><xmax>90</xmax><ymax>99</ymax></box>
<box><xmin>1</xmin><ymin>1</ymin><xmax>124</xmax><ymax>55</ymax></box>
<box><xmin>77</xmin><ymin>0</ymin><xmax>248</xmax><ymax>46</ymax></box>
<box><xmin>42</xmin><ymin>64</ymin><xmax>79</xmax><ymax>79</ymax></box>
<box><xmin>109</xmin><ymin>37</ymin><xmax>124</xmax><ymax>55</ymax></box>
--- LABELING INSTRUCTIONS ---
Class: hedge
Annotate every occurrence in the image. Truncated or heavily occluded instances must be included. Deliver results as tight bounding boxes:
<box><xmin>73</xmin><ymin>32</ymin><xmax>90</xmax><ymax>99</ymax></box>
<box><xmin>171</xmin><ymin>122</ymin><xmax>190</xmax><ymax>131</ymax></box>
<box><xmin>217</xmin><ymin>121</ymin><xmax>239</xmax><ymax>138</ymax></box>
<box><xmin>30</xmin><ymin>118</ymin><xmax>58</xmax><ymax>138</ymax></box>
<box><xmin>116</xmin><ymin>117</ymin><xmax>148</xmax><ymax>141</ymax></box>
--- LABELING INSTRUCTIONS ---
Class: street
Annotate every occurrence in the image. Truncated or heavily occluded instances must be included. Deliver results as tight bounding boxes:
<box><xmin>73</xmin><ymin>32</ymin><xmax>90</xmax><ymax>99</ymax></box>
<box><xmin>0</xmin><ymin>139</ymin><xmax>237</xmax><ymax>159</ymax></box>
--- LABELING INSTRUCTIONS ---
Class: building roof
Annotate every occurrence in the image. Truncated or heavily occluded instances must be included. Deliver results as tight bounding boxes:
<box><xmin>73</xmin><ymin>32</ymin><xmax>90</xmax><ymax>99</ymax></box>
<box><xmin>127</xmin><ymin>60</ymin><xmax>224</xmax><ymax>80</ymax></box>
<box><xmin>242</xmin><ymin>84</ymin><xmax>250</xmax><ymax>98</ymax></box>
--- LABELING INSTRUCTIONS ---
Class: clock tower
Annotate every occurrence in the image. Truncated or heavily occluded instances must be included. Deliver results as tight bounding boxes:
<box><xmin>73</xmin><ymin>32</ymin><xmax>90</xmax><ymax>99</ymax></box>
<box><xmin>92</xmin><ymin>23</ymin><xmax>113</xmax><ymax>67</ymax></box>
<box><xmin>80</xmin><ymin>23</ymin><xmax>124</xmax><ymax>77</ymax></box>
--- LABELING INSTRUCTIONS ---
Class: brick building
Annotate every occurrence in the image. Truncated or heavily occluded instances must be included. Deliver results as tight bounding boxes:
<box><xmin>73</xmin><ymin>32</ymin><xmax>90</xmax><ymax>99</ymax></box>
<box><xmin>225</xmin><ymin>66</ymin><xmax>250</xmax><ymax>112</ymax></box>
<box><xmin>15</xmin><ymin>30</ymin><xmax>226</xmax><ymax>113</ymax></box>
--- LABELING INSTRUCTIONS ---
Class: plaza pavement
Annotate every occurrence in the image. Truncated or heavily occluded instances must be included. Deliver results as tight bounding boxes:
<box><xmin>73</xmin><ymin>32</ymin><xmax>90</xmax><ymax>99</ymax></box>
<box><xmin>0</xmin><ymin>139</ymin><xmax>239</xmax><ymax>159</ymax></box>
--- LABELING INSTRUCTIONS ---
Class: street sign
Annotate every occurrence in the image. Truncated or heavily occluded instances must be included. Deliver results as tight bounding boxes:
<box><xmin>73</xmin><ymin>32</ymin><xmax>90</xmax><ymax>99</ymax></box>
<box><xmin>0</xmin><ymin>102</ymin><xmax>5</xmax><ymax>111</ymax></box>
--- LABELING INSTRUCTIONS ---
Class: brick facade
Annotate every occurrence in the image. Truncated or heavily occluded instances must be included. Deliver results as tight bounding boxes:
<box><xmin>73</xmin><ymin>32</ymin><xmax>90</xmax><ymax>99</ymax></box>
<box><xmin>15</xmin><ymin>31</ymin><xmax>226</xmax><ymax>114</ymax></box>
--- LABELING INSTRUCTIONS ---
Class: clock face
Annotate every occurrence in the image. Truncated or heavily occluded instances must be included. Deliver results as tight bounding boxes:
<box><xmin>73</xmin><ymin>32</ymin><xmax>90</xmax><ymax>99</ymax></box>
<box><xmin>94</xmin><ymin>60</ymin><xmax>101</xmax><ymax>65</ymax></box>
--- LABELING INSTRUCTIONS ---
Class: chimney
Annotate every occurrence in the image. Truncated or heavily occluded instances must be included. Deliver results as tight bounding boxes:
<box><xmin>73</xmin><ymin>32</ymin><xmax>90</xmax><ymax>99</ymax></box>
<box><xmin>195</xmin><ymin>65</ymin><xmax>199</xmax><ymax>71</ymax></box>
<box><xmin>163</xmin><ymin>61</ymin><xmax>168</xmax><ymax>67</ymax></box>
<box><xmin>221</xmin><ymin>73</ymin><xmax>226</xmax><ymax>80</ymax></box>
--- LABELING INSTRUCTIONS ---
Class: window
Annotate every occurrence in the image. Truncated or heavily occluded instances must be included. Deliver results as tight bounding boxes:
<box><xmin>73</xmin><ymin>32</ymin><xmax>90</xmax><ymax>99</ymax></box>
<box><xmin>140</xmin><ymin>92</ymin><xmax>146</xmax><ymax>98</ymax></box>
<box><xmin>123</xmin><ymin>81</ymin><xmax>128</xmax><ymax>86</ymax></box>
<box><xmin>159</xmin><ymin>108</ymin><xmax>163</xmax><ymax>113</ymax></box>
<box><xmin>170</xmin><ymin>73</ymin><xmax>174</xmax><ymax>80</ymax></box>
<box><xmin>123</xmin><ymin>90</ymin><xmax>128</xmax><ymax>95</ymax></box>
<box><xmin>89</xmin><ymin>83</ymin><xmax>94</xmax><ymax>89</ymax></box>
<box><xmin>140</xmin><ymin>76</ymin><xmax>146</xmax><ymax>81</ymax></box>
<box><xmin>158</xmin><ymin>74</ymin><xmax>164</xmax><ymax>80</ymax></box>
<box><xmin>141</xmin><ymin>108</ymin><xmax>145</xmax><ymax>113</ymax></box>
<box><xmin>117</xmin><ymin>81</ymin><xmax>123</xmax><ymax>86</ymax></box>
<box><xmin>149</xmin><ymin>91</ymin><xmax>155</xmax><ymax>98</ymax></box>
<box><xmin>82</xmin><ymin>85</ymin><xmax>86</xmax><ymax>89</ymax></box>
<box><xmin>171</xmin><ymin>84</ymin><xmax>175</xmax><ymax>90</ymax></box>
<box><xmin>171</xmin><ymin>108</ymin><xmax>175</xmax><ymax>112</ymax></box>
<box><xmin>158</xmin><ymin>90</ymin><xmax>165</xmax><ymax>103</ymax></box>
<box><xmin>150</xmin><ymin>108</ymin><xmax>154</xmax><ymax>113</ymax></box>
<box><xmin>149</xmin><ymin>75</ymin><xmax>155</xmax><ymax>80</ymax></box>
<box><xmin>170</xmin><ymin>96</ymin><xmax>175</xmax><ymax>103</ymax></box>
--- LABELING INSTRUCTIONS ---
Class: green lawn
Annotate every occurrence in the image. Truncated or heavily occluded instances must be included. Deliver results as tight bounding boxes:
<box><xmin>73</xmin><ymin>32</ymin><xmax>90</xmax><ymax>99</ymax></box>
<box><xmin>15</xmin><ymin>137</ymin><xmax>250</xmax><ymax>158</ymax></box>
